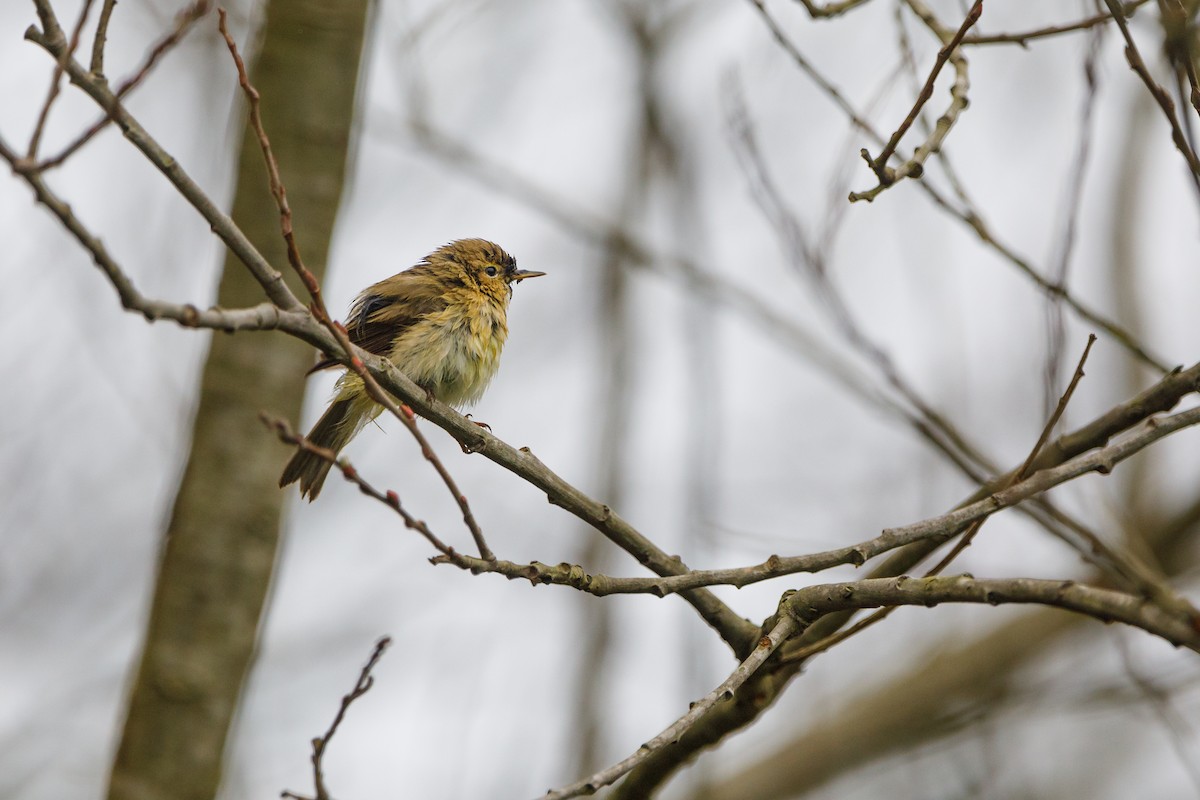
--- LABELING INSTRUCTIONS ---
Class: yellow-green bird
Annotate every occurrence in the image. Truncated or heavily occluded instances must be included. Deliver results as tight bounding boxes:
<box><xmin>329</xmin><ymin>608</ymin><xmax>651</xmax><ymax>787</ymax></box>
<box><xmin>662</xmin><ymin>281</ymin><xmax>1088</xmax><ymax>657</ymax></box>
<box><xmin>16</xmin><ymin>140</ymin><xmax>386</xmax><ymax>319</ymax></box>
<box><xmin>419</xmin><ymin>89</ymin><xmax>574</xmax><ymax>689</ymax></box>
<box><xmin>280</xmin><ymin>238</ymin><xmax>544</xmax><ymax>500</ymax></box>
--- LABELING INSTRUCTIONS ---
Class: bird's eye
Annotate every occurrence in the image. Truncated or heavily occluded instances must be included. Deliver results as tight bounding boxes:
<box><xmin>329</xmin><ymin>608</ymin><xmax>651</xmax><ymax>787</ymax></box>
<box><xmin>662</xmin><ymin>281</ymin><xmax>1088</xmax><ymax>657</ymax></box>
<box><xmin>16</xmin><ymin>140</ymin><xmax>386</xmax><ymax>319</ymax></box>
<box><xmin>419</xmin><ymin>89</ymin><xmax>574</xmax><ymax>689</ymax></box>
<box><xmin>485</xmin><ymin>266</ymin><xmax>498</xmax><ymax>277</ymax></box>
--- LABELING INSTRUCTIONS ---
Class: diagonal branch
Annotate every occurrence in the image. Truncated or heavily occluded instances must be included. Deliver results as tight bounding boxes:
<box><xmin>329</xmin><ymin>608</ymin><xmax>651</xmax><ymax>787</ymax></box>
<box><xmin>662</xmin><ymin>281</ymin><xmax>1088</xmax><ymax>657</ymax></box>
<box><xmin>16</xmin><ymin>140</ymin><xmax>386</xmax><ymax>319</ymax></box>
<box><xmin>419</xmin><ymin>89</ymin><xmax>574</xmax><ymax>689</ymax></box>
<box><xmin>0</xmin><ymin>134</ymin><xmax>301</xmax><ymax>334</ymax></box>
<box><xmin>542</xmin><ymin>614</ymin><xmax>799</xmax><ymax>799</ymax></box>
<box><xmin>89</xmin><ymin>0</ymin><xmax>119</xmax><ymax>76</ymax></box>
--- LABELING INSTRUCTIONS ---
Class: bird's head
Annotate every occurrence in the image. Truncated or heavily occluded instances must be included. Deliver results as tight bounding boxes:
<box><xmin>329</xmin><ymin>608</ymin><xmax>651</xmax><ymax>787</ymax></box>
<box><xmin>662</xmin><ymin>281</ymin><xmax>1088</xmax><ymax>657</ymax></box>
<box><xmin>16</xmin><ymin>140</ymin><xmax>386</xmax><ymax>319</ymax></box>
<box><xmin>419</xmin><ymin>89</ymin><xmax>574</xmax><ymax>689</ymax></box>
<box><xmin>431</xmin><ymin>238</ymin><xmax>545</xmax><ymax>303</ymax></box>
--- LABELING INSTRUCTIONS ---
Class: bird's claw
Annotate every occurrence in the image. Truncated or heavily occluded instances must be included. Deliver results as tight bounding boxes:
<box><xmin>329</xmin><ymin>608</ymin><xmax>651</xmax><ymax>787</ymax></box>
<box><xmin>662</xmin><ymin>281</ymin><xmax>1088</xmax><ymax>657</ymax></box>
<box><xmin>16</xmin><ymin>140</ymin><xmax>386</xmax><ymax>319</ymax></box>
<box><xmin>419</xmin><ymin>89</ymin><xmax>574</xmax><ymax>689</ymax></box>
<box><xmin>460</xmin><ymin>415</ymin><xmax>490</xmax><ymax>453</ymax></box>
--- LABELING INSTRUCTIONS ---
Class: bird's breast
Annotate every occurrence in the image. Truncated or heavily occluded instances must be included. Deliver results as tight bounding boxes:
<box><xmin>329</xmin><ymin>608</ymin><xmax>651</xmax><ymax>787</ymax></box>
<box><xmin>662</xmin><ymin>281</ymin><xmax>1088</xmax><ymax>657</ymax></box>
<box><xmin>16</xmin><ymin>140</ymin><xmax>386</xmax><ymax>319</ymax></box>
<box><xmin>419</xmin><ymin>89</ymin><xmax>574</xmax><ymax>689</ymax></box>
<box><xmin>390</xmin><ymin>293</ymin><xmax>509</xmax><ymax>408</ymax></box>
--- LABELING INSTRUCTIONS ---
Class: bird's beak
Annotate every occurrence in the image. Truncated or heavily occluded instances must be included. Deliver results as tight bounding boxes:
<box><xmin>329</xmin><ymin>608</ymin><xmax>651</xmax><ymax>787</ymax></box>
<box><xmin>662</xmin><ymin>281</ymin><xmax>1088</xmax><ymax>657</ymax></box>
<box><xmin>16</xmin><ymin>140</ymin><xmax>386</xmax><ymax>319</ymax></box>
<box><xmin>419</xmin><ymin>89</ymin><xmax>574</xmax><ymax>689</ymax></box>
<box><xmin>512</xmin><ymin>269</ymin><xmax>546</xmax><ymax>283</ymax></box>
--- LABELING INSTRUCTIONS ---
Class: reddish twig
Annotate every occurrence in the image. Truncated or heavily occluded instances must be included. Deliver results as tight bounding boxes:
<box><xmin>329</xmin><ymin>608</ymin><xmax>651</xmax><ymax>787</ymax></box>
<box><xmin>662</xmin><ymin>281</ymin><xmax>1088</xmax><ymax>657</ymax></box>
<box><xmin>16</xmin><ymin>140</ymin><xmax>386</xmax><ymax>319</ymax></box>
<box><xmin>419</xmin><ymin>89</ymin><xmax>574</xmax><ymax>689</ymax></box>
<box><xmin>216</xmin><ymin>8</ymin><xmax>494</xmax><ymax>561</ymax></box>
<box><xmin>261</xmin><ymin>414</ymin><xmax>479</xmax><ymax>566</ymax></box>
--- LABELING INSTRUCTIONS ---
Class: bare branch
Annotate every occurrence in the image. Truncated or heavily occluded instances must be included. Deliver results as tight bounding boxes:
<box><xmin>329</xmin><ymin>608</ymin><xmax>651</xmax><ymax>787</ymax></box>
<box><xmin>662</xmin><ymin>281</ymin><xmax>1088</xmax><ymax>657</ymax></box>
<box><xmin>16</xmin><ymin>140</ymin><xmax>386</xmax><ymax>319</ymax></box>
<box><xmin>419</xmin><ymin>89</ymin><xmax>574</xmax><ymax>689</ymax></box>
<box><xmin>261</xmin><ymin>414</ymin><xmax>476</xmax><ymax>562</ymax></box>
<box><xmin>962</xmin><ymin>0</ymin><xmax>1150</xmax><ymax>46</ymax></box>
<box><xmin>858</xmin><ymin>0</ymin><xmax>982</xmax><ymax>191</ymax></box>
<box><xmin>930</xmin><ymin>335</ymin><xmax>1098</xmax><ymax>574</ymax></box>
<box><xmin>90</xmin><ymin>0</ymin><xmax>118</xmax><ymax>76</ymax></box>
<box><xmin>282</xmin><ymin>637</ymin><xmax>393</xmax><ymax>800</ymax></box>
<box><xmin>541</xmin><ymin>615</ymin><xmax>798</xmax><ymax>799</ymax></box>
<box><xmin>783</xmin><ymin>576</ymin><xmax>1200</xmax><ymax>652</ymax></box>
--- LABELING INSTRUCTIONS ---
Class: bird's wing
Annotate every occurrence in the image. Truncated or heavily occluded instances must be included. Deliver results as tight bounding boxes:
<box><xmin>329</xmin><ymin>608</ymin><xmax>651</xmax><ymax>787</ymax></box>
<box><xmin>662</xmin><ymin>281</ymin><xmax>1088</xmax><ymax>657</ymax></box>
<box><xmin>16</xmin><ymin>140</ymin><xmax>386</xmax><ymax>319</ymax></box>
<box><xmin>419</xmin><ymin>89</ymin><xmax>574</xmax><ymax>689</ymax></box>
<box><xmin>306</xmin><ymin>270</ymin><xmax>448</xmax><ymax>374</ymax></box>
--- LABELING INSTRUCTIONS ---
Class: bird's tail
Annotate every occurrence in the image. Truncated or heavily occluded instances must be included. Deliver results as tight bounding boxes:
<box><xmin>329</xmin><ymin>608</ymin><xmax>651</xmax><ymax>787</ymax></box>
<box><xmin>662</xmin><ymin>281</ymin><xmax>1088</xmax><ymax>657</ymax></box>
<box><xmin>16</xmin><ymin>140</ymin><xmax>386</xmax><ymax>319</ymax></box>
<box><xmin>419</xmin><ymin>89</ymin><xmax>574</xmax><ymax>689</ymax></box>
<box><xmin>280</xmin><ymin>396</ymin><xmax>362</xmax><ymax>501</ymax></box>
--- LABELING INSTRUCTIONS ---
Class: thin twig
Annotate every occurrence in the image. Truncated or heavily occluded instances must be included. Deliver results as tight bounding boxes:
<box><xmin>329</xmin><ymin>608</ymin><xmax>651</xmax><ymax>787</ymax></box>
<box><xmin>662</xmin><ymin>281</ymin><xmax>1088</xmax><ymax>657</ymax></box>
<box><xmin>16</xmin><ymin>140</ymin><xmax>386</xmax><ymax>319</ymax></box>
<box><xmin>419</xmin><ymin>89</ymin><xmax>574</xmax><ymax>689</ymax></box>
<box><xmin>282</xmin><ymin>636</ymin><xmax>393</xmax><ymax>800</ymax></box>
<box><xmin>27</xmin><ymin>0</ymin><xmax>96</xmax><ymax>159</ymax></box>
<box><xmin>1043</xmin><ymin>31</ymin><xmax>1103</xmax><ymax>415</ymax></box>
<box><xmin>851</xmin><ymin>0</ymin><xmax>982</xmax><ymax>200</ymax></box>
<box><xmin>261</xmin><ymin>414</ymin><xmax>478</xmax><ymax>564</ymax></box>
<box><xmin>930</xmin><ymin>334</ymin><xmax>1098</xmax><ymax>572</ymax></box>
<box><xmin>865</xmin><ymin>0</ymin><xmax>982</xmax><ymax>183</ymax></box>
<box><xmin>962</xmin><ymin>0</ymin><xmax>1150</xmax><ymax>46</ymax></box>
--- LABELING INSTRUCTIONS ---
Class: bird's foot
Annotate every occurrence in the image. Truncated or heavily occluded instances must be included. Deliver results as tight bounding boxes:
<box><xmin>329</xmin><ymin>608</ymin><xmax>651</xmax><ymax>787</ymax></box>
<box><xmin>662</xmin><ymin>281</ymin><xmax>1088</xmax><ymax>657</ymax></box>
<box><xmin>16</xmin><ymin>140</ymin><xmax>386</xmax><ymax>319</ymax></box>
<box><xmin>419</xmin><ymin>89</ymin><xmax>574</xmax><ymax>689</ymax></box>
<box><xmin>460</xmin><ymin>415</ymin><xmax>491</xmax><ymax>453</ymax></box>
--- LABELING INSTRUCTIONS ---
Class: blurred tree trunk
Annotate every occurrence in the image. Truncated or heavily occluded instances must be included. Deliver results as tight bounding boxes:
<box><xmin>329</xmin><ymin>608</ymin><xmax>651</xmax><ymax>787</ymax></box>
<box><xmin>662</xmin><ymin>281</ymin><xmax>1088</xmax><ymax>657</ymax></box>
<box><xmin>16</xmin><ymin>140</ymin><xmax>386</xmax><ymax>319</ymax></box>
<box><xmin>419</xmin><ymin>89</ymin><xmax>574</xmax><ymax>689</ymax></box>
<box><xmin>106</xmin><ymin>2</ymin><xmax>370</xmax><ymax>799</ymax></box>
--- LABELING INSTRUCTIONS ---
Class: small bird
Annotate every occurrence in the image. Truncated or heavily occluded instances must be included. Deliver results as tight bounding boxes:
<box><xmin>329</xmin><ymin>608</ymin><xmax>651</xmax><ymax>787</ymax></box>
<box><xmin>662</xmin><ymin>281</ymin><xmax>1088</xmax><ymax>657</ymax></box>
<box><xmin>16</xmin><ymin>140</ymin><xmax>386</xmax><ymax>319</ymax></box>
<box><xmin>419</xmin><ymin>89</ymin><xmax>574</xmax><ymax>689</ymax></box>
<box><xmin>280</xmin><ymin>238</ymin><xmax>544</xmax><ymax>500</ymax></box>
